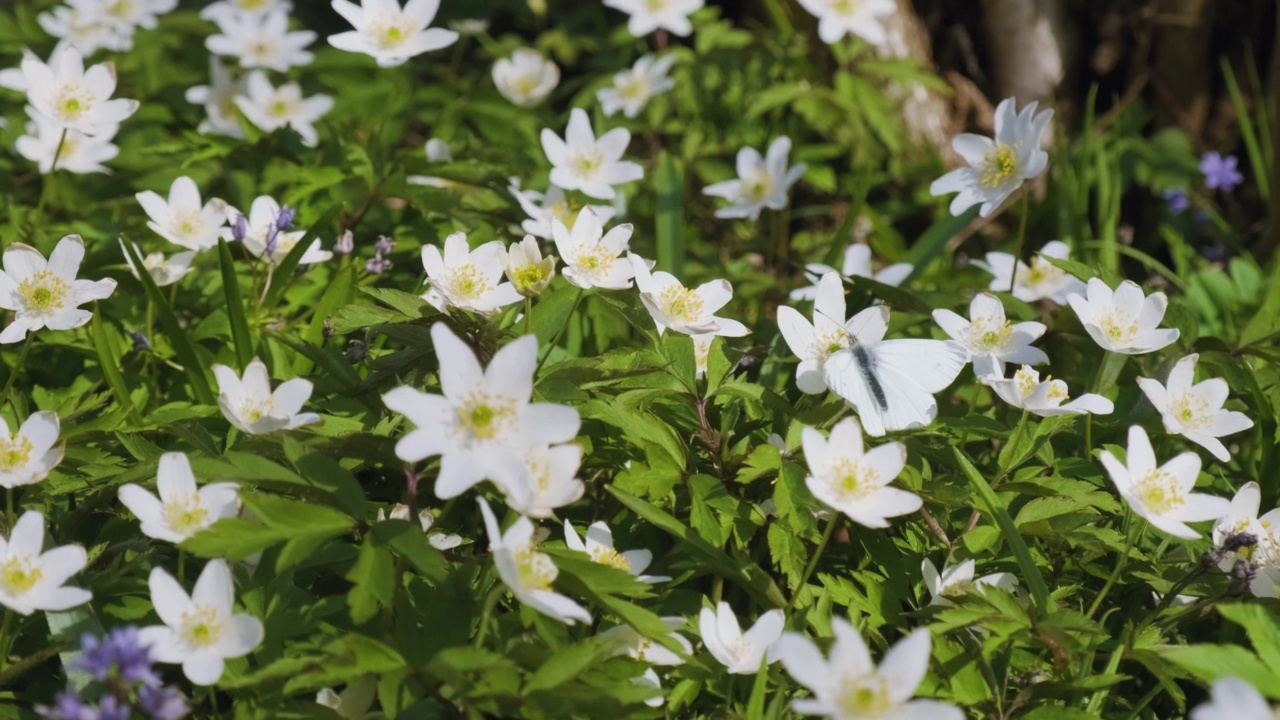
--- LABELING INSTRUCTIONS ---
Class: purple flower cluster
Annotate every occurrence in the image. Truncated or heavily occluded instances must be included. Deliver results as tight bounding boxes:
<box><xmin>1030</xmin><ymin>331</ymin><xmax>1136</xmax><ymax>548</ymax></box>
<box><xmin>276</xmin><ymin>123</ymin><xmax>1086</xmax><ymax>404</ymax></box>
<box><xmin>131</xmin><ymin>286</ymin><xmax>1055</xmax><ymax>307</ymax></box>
<box><xmin>1201</xmin><ymin>151</ymin><xmax>1243</xmax><ymax>192</ymax></box>
<box><xmin>264</xmin><ymin>205</ymin><xmax>296</xmax><ymax>256</ymax></box>
<box><xmin>366</xmin><ymin>235</ymin><xmax>394</xmax><ymax>274</ymax></box>
<box><xmin>38</xmin><ymin>628</ymin><xmax>188</xmax><ymax>720</ymax></box>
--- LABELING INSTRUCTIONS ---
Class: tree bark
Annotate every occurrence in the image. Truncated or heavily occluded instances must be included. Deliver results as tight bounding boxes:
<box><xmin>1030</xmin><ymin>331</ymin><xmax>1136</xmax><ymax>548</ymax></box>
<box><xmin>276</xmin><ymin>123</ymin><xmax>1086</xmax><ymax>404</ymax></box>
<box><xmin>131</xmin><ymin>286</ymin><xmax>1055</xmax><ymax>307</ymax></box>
<box><xmin>876</xmin><ymin>0</ymin><xmax>955</xmax><ymax>153</ymax></box>
<box><xmin>980</xmin><ymin>0</ymin><xmax>1073</xmax><ymax>105</ymax></box>
<box><xmin>1152</xmin><ymin>0</ymin><xmax>1214</xmax><ymax>140</ymax></box>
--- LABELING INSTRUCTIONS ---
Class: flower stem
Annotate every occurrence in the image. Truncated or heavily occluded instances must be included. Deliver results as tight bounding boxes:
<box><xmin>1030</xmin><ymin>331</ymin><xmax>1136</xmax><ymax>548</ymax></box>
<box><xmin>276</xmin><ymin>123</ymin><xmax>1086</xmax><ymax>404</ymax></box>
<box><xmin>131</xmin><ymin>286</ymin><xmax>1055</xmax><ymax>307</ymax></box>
<box><xmin>0</xmin><ymin>609</ymin><xmax>15</xmax><ymax>674</ymax></box>
<box><xmin>1007</xmin><ymin>193</ymin><xmax>1031</xmax><ymax>293</ymax></box>
<box><xmin>0</xmin><ymin>341</ymin><xmax>33</xmax><ymax>412</ymax></box>
<box><xmin>35</xmin><ymin>128</ymin><xmax>68</xmax><ymax>218</ymax></box>
<box><xmin>1086</xmin><ymin>514</ymin><xmax>1140</xmax><ymax>619</ymax></box>
<box><xmin>472</xmin><ymin>584</ymin><xmax>506</xmax><ymax>648</ymax></box>
<box><xmin>524</xmin><ymin>297</ymin><xmax>533</xmax><ymax>336</ymax></box>
<box><xmin>789</xmin><ymin>514</ymin><xmax>841</xmax><ymax>610</ymax></box>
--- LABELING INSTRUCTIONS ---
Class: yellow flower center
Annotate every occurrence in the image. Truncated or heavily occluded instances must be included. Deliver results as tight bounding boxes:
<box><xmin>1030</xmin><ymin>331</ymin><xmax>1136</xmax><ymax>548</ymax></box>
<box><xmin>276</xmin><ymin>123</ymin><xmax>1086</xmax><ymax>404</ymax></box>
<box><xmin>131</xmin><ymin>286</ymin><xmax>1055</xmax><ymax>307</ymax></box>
<box><xmin>1135</xmin><ymin>470</ymin><xmax>1184</xmax><ymax>515</ymax></box>
<box><xmin>512</xmin><ymin>263</ymin><xmax>547</xmax><ymax>289</ymax></box>
<box><xmin>829</xmin><ymin>457</ymin><xmax>877</xmax><ymax>501</ymax></box>
<box><xmin>173</xmin><ymin>210</ymin><xmax>206</xmax><ymax>239</ymax></box>
<box><xmin>236</xmin><ymin>0</ymin><xmax>267</xmax><ymax>8</ymax></box>
<box><xmin>617</xmin><ymin>74</ymin><xmax>649</xmax><ymax>101</ymax></box>
<box><xmin>1045</xmin><ymin>379</ymin><xmax>1069</xmax><ymax>403</ymax></box>
<box><xmin>164</xmin><ymin>494</ymin><xmax>210</xmax><ymax>534</ymax></box>
<box><xmin>550</xmin><ymin>199</ymin><xmax>581</xmax><ymax>226</ymax></box>
<box><xmin>456</xmin><ymin>392</ymin><xmax>517</xmax><ymax>443</ymax></box>
<box><xmin>180</xmin><ymin>605</ymin><xmax>222</xmax><ymax>648</ymax></box>
<box><xmin>447</xmin><ymin>263</ymin><xmax>491</xmax><ymax>301</ymax></box>
<box><xmin>53</xmin><ymin>83</ymin><xmax>93</xmax><ymax>122</ymax></box>
<box><xmin>1099</xmin><ymin>309</ymin><xmax>1139</xmax><ymax>345</ymax></box>
<box><xmin>1169</xmin><ymin>392</ymin><xmax>1210</xmax><ymax>430</ymax></box>
<box><xmin>107</xmin><ymin>0</ymin><xmax>136</xmax><ymax>18</ymax></box>
<box><xmin>0</xmin><ymin>434</ymin><xmax>34</xmax><ymax>471</ymax></box>
<box><xmin>969</xmin><ymin>317</ymin><xmax>1012</xmax><ymax>351</ymax></box>
<box><xmin>18</xmin><ymin>271</ymin><xmax>70</xmax><ymax>315</ymax></box>
<box><xmin>0</xmin><ymin>555</ymin><xmax>42</xmax><ymax>595</ymax></box>
<box><xmin>571</xmin><ymin>149</ymin><xmax>605</xmax><ymax>177</ymax></box>
<box><xmin>371</xmin><ymin>16</ymin><xmax>416</xmax><ymax>50</ymax></box>
<box><xmin>574</xmin><ymin>245</ymin><xmax>615</xmax><ymax>277</ymax></box>
<box><xmin>644</xmin><ymin>0</ymin><xmax>668</xmax><ymax>10</ymax></box>
<box><xmin>657</xmin><ymin>285</ymin><xmax>704</xmax><ymax>324</ymax></box>
<box><xmin>527</xmin><ymin>451</ymin><xmax>552</xmax><ymax>493</ymax></box>
<box><xmin>832</xmin><ymin>0</ymin><xmax>863</xmax><ymax>15</ymax></box>
<box><xmin>1014</xmin><ymin>366</ymin><xmax>1040</xmax><ymax>398</ymax></box>
<box><xmin>837</xmin><ymin>676</ymin><xmax>891</xmax><ymax>716</ymax></box>
<box><xmin>515</xmin><ymin>547</ymin><xmax>557</xmax><ymax>590</ymax></box>
<box><xmin>268</xmin><ymin>99</ymin><xmax>292</xmax><ymax>118</ymax></box>
<box><xmin>590</xmin><ymin>546</ymin><xmax>633</xmax><ymax>572</ymax></box>
<box><xmin>741</xmin><ymin>170</ymin><xmax>774</xmax><ymax>203</ymax></box>
<box><xmin>980</xmin><ymin>144</ymin><xmax>1019</xmax><ymax>188</ymax></box>
<box><xmin>513</xmin><ymin>73</ymin><xmax>541</xmax><ymax>97</ymax></box>
<box><xmin>1024</xmin><ymin>256</ymin><xmax>1064</xmax><ymax>288</ymax></box>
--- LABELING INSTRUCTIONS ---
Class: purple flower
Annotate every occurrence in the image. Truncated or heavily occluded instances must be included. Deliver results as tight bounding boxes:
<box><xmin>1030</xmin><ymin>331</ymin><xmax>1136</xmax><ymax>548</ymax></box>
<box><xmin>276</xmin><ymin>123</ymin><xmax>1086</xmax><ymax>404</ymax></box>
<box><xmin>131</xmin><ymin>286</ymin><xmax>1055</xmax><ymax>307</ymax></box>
<box><xmin>333</xmin><ymin>230</ymin><xmax>354</xmax><ymax>255</ymax></box>
<box><xmin>274</xmin><ymin>206</ymin><xmax>296</xmax><ymax>231</ymax></box>
<box><xmin>138</xmin><ymin>686</ymin><xmax>190</xmax><ymax>720</ymax></box>
<box><xmin>75</xmin><ymin>627</ymin><xmax>158</xmax><ymax>687</ymax></box>
<box><xmin>230</xmin><ymin>214</ymin><xmax>248</xmax><ymax>242</ymax></box>
<box><xmin>365</xmin><ymin>256</ymin><xmax>393</xmax><ymax>274</ymax></box>
<box><xmin>1201</xmin><ymin>152</ymin><xmax>1243</xmax><ymax>192</ymax></box>
<box><xmin>37</xmin><ymin>692</ymin><xmax>89</xmax><ymax>720</ymax></box>
<box><xmin>374</xmin><ymin>235</ymin><xmax>395</xmax><ymax>255</ymax></box>
<box><xmin>1162</xmin><ymin>189</ymin><xmax>1190</xmax><ymax>213</ymax></box>
<box><xmin>96</xmin><ymin>696</ymin><xmax>130</xmax><ymax>720</ymax></box>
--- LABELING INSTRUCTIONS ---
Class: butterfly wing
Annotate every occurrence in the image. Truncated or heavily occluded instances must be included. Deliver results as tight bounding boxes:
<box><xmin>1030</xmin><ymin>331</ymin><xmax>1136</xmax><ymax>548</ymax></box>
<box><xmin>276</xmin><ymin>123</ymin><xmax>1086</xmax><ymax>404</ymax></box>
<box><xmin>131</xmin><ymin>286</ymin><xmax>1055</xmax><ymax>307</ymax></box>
<box><xmin>866</xmin><ymin>339</ymin><xmax>967</xmax><ymax>433</ymax></box>
<box><xmin>822</xmin><ymin>348</ymin><xmax>888</xmax><ymax>437</ymax></box>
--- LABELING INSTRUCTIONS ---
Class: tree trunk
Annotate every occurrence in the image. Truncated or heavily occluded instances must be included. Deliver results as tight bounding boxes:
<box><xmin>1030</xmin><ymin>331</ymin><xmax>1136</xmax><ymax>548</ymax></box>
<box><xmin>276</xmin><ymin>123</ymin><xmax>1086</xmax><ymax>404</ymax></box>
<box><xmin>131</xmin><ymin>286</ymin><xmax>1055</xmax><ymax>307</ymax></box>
<box><xmin>1152</xmin><ymin>0</ymin><xmax>1215</xmax><ymax>141</ymax></box>
<box><xmin>876</xmin><ymin>0</ymin><xmax>955</xmax><ymax>153</ymax></box>
<box><xmin>980</xmin><ymin>0</ymin><xmax>1072</xmax><ymax>105</ymax></box>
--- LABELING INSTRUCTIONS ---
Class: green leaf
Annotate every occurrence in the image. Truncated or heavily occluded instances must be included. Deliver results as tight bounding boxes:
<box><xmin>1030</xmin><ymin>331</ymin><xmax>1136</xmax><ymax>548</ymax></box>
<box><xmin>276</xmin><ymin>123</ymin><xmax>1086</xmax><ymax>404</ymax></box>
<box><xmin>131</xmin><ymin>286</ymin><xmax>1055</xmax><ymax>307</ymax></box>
<box><xmin>523</xmin><ymin>636</ymin><xmax>616</xmax><ymax>694</ymax></box>
<box><xmin>89</xmin><ymin>314</ymin><xmax>137</xmax><ymax>420</ymax></box>
<box><xmin>1157</xmin><ymin>643</ymin><xmax>1280</xmax><ymax>696</ymax></box>
<box><xmin>952</xmin><ymin>448</ymin><xmax>1051</xmax><ymax>614</ymax></box>
<box><xmin>121</xmin><ymin>238</ymin><xmax>215</xmax><ymax>405</ymax></box>
<box><xmin>1220</xmin><ymin>603</ymin><xmax>1280</xmax><ymax>677</ymax></box>
<box><xmin>347</xmin><ymin>536</ymin><xmax>396</xmax><ymax>624</ymax></box>
<box><xmin>218</xmin><ymin>239</ymin><xmax>255</xmax><ymax>369</ymax></box>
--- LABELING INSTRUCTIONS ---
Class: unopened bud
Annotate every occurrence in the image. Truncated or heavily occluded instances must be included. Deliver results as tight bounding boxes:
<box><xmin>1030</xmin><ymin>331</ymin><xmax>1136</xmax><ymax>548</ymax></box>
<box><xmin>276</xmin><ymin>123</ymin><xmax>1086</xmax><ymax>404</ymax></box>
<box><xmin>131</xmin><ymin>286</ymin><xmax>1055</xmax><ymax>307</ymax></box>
<box><xmin>275</xmin><ymin>206</ymin><xmax>296</xmax><ymax>231</ymax></box>
<box><xmin>231</xmin><ymin>214</ymin><xmax>247</xmax><ymax>242</ymax></box>
<box><xmin>334</xmin><ymin>230</ymin><xmax>354</xmax><ymax>255</ymax></box>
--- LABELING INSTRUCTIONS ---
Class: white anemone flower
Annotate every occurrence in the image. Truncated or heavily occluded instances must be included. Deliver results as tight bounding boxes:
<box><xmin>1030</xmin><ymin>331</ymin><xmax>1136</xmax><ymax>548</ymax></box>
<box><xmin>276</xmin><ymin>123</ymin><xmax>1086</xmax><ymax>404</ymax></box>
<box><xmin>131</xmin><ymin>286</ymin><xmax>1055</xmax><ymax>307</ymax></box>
<box><xmin>1067</xmin><ymin>278</ymin><xmax>1180</xmax><ymax>355</ymax></box>
<box><xmin>376</xmin><ymin>504</ymin><xmax>463</xmax><ymax>550</ymax></box>
<box><xmin>328</xmin><ymin>0</ymin><xmax>459</xmax><ymax>67</ymax></box>
<box><xmin>38</xmin><ymin>4</ymin><xmax>132</xmax><ymax>56</ymax></box>
<box><xmin>135</xmin><ymin>176</ymin><xmax>233</xmax><ymax>252</ymax></box>
<box><xmin>508</xmin><ymin>180</ymin><xmax>617</xmax><ymax>240</ymax></box>
<box><xmin>776</xmin><ymin>621</ymin><xmax>963</xmax><ymax>720</ymax></box>
<box><xmin>16</xmin><ymin>113</ymin><xmax>119</xmax><ymax>175</ymax></box>
<box><xmin>493</xmin><ymin>48</ymin><xmax>559</xmax><ymax>108</ymax></box>
<box><xmin>499</xmin><ymin>235</ymin><xmax>556</xmax><ymax>298</ymax></box>
<box><xmin>477</xmin><ymin>497</ymin><xmax>590</xmax><ymax>625</ymax></box>
<box><xmin>21</xmin><ymin>45</ymin><xmax>138</xmax><ymax>136</ymax></box>
<box><xmin>634</xmin><ymin>669</ymin><xmax>664</xmax><ymax>708</ymax></box>
<box><xmin>201</xmin><ymin>0</ymin><xmax>292</xmax><ymax>21</ymax></box>
<box><xmin>421</xmin><ymin>232</ymin><xmax>522</xmax><ymax>315</ymax></box>
<box><xmin>381</xmin><ymin>323</ymin><xmax>580</xmax><ymax>499</ymax></box>
<box><xmin>1211</xmin><ymin>482</ymin><xmax>1280</xmax><ymax>575</ymax></box>
<box><xmin>932</xmin><ymin>293</ymin><xmax>1048</xmax><ymax>377</ymax></box>
<box><xmin>599</xmin><ymin>617</ymin><xmax>692</xmax><ymax>665</ymax></box>
<box><xmin>598</xmin><ymin>54</ymin><xmax>677</xmax><ymax>119</ymax></box>
<box><xmin>972</xmin><ymin>240</ymin><xmax>1085</xmax><ymax>305</ymax></box>
<box><xmin>0</xmin><ymin>411</ymin><xmax>64</xmax><ymax>489</ymax></box>
<box><xmin>790</xmin><ymin>244</ymin><xmax>912</xmax><ymax>302</ymax></box>
<box><xmin>982</xmin><ymin>365</ymin><xmax>1114</xmax><ymax>417</ymax></box>
<box><xmin>564</xmin><ymin>520</ymin><xmax>670</xmax><ymax>583</ymax></box>
<box><xmin>1137</xmin><ymin>353</ymin><xmax>1254</xmax><ymax>462</ymax></box>
<box><xmin>120</xmin><ymin>241</ymin><xmax>196</xmax><ymax>288</ymax></box>
<box><xmin>206</xmin><ymin>8</ymin><xmax>316</xmax><ymax>71</ymax></box>
<box><xmin>693</xmin><ymin>333</ymin><xmax>713</xmax><ymax>378</ymax></box>
<box><xmin>630</xmin><ymin>255</ymin><xmax>749</xmax><ymax>338</ymax></box>
<box><xmin>699</xmin><ymin>603</ymin><xmax>784</xmax><ymax>674</ymax></box>
<box><xmin>553</xmin><ymin>208</ymin><xmax>636</xmax><ymax>290</ymax></box>
<box><xmin>118</xmin><ymin>452</ymin><xmax>240</xmax><ymax>544</ymax></box>
<box><xmin>801</xmin><ymin>417</ymin><xmax>920</xmax><ymax>528</ymax></box>
<box><xmin>603</xmin><ymin>0</ymin><xmax>703</xmax><ymax>36</ymax></box>
<box><xmin>702</xmin><ymin>136</ymin><xmax>806</xmax><ymax>220</ymax></box>
<box><xmin>777</xmin><ymin>272</ymin><xmax>852</xmax><ymax>395</ymax></box>
<box><xmin>930</xmin><ymin>98</ymin><xmax>1054</xmax><ymax>217</ymax></box>
<box><xmin>1191</xmin><ymin>678</ymin><xmax>1274</xmax><ymax>720</ymax></box>
<box><xmin>234</xmin><ymin>71</ymin><xmax>334</xmax><ymax>148</ymax></box>
<box><xmin>541</xmin><ymin>108</ymin><xmax>643</xmax><ymax>200</ymax></box>
<box><xmin>796</xmin><ymin>0</ymin><xmax>897</xmax><ymax>45</ymax></box>
<box><xmin>140</xmin><ymin>560</ymin><xmax>264</xmax><ymax>685</ymax></box>
<box><xmin>921</xmin><ymin>558</ymin><xmax>1018</xmax><ymax>606</ymax></box>
<box><xmin>1100</xmin><ymin>426</ymin><xmax>1230</xmax><ymax>540</ymax></box>
<box><xmin>67</xmin><ymin>0</ymin><xmax>176</xmax><ymax>39</ymax></box>
<box><xmin>502</xmin><ymin>444</ymin><xmax>585</xmax><ymax>520</ymax></box>
<box><xmin>185</xmin><ymin>57</ymin><xmax>245</xmax><ymax>138</ymax></box>
<box><xmin>240</xmin><ymin>195</ymin><xmax>331</xmax><ymax>265</ymax></box>
<box><xmin>0</xmin><ymin>511</ymin><xmax>91</xmax><ymax>616</ymax></box>
<box><xmin>212</xmin><ymin>357</ymin><xmax>322</xmax><ymax>435</ymax></box>
<box><xmin>0</xmin><ymin>235</ymin><xmax>118</xmax><ymax>344</ymax></box>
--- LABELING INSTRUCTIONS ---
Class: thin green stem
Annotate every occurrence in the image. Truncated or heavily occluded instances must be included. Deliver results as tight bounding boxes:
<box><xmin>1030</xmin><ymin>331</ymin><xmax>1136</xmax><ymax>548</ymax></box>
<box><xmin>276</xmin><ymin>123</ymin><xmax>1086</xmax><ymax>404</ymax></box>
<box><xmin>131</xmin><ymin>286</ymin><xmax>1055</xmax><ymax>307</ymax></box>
<box><xmin>1007</xmin><ymin>193</ymin><xmax>1031</xmax><ymax>293</ymax></box>
<box><xmin>789</xmin><ymin>514</ymin><xmax>841</xmax><ymax>610</ymax></box>
<box><xmin>0</xmin><ymin>609</ymin><xmax>15</xmax><ymax>674</ymax></box>
<box><xmin>524</xmin><ymin>297</ymin><xmax>533</xmax><ymax>336</ymax></box>
<box><xmin>1086</xmin><ymin>515</ymin><xmax>1140</xmax><ymax>619</ymax></box>
<box><xmin>35</xmin><ymin>129</ymin><xmax>68</xmax><ymax>218</ymax></box>
<box><xmin>472</xmin><ymin>584</ymin><xmax>506</xmax><ymax>648</ymax></box>
<box><xmin>0</xmin><ymin>341</ymin><xmax>33</xmax><ymax>411</ymax></box>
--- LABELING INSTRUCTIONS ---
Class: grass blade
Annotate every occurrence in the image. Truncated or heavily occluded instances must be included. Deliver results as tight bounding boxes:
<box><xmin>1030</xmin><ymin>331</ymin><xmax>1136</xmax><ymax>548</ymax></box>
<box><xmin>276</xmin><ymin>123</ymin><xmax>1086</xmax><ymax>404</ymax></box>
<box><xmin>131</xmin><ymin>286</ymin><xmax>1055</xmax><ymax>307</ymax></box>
<box><xmin>1221</xmin><ymin>57</ymin><xmax>1271</xmax><ymax>200</ymax></box>
<box><xmin>952</xmin><ymin>447</ymin><xmax>1051</xmax><ymax>614</ymax></box>
<box><xmin>89</xmin><ymin>313</ymin><xmax>137</xmax><ymax>419</ymax></box>
<box><xmin>218</xmin><ymin>239</ymin><xmax>255</xmax><ymax>369</ymax></box>
<box><xmin>654</xmin><ymin>151</ymin><xmax>684</xmax><ymax>278</ymax></box>
<box><xmin>121</xmin><ymin>238</ymin><xmax>215</xmax><ymax>405</ymax></box>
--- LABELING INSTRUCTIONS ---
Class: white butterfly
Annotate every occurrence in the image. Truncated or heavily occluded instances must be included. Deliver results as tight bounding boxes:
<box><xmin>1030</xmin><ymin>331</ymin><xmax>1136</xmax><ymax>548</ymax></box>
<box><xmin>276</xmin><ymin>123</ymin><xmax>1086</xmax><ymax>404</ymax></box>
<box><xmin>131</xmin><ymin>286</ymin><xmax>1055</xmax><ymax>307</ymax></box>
<box><xmin>822</xmin><ymin>304</ymin><xmax>967</xmax><ymax>437</ymax></box>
